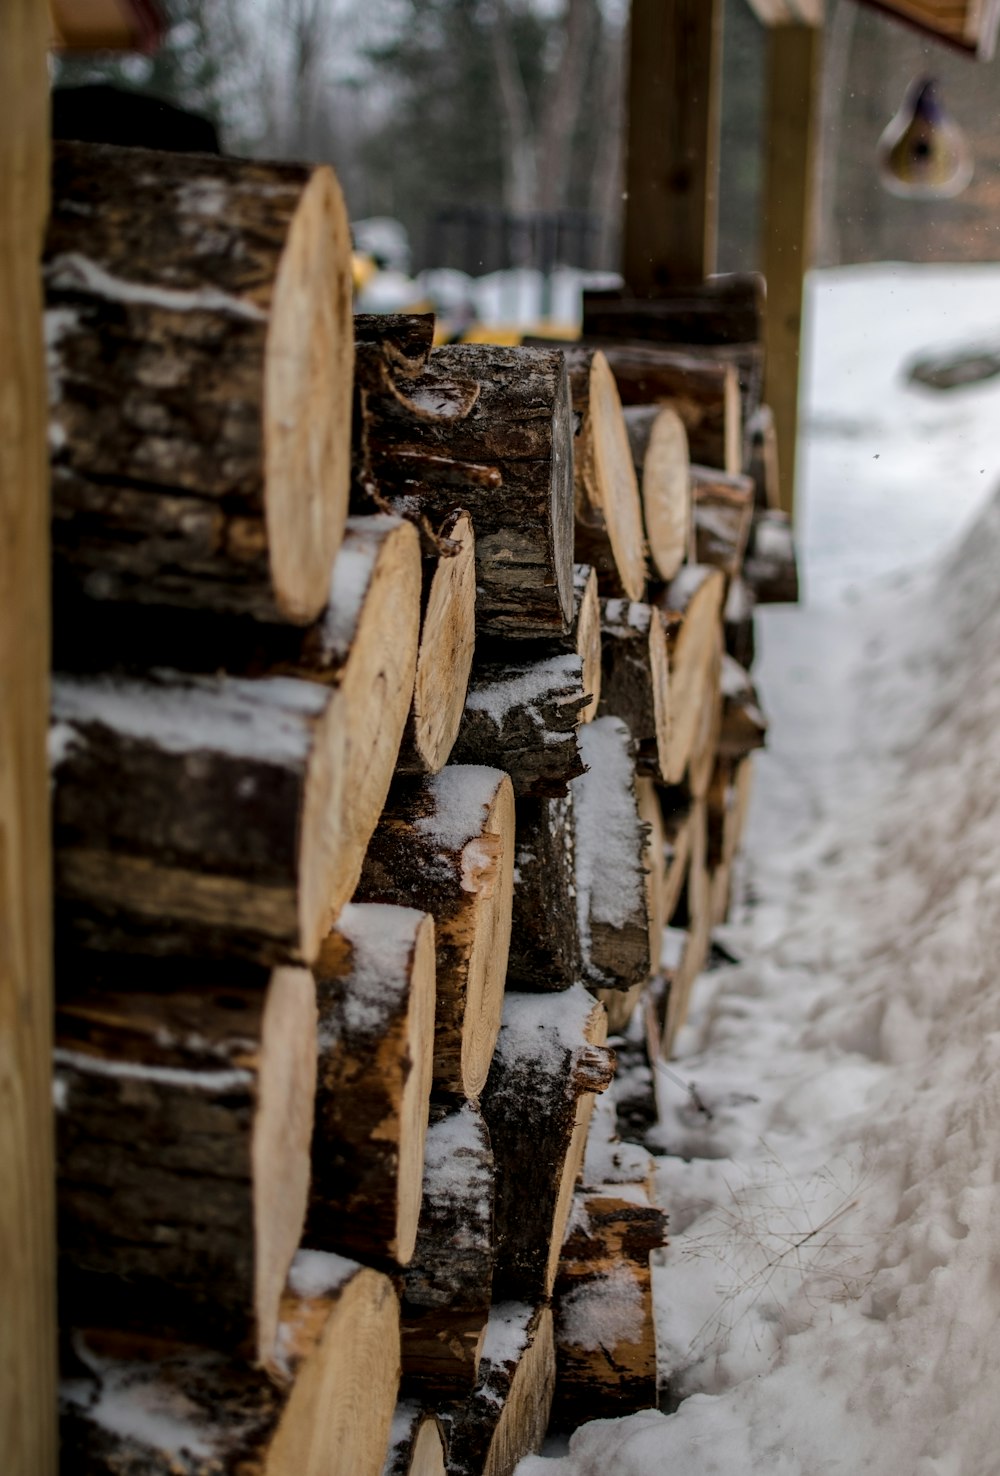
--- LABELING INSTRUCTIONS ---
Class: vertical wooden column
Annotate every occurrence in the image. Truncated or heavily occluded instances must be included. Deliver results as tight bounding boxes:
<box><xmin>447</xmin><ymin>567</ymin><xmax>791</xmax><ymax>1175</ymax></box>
<box><xmin>0</xmin><ymin>4</ymin><xmax>56</xmax><ymax>1473</ymax></box>
<box><xmin>761</xmin><ymin>22</ymin><xmax>821</xmax><ymax>520</ymax></box>
<box><xmin>623</xmin><ymin>0</ymin><xmax>723</xmax><ymax>293</ymax></box>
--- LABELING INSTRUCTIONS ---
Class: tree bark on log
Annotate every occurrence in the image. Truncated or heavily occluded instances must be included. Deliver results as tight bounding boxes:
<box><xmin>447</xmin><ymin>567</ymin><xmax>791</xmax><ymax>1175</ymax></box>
<box><xmin>438</xmin><ymin>1304</ymin><xmax>555</xmax><ymax>1476</ymax></box>
<box><xmin>482</xmin><ymin>986</ymin><xmax>615</xmax><ymax>1302</ymax></box>
<box><xmin>356</xmin><ymin>767</ymin><xmax>515</xmax><ymax>1099</ymax></box>
<box><xmin>597</xmin><ymin>599</ymin><xmax>671</xmax><ymax>783</ymax></box>
<box><xmin>307</xmin><ymin>905</ymin><xmax>435</xmax><ymax>1269</ymax></box>
<box><xmin>355</xmin><ymin>343</ymin><xmax>575</xmax><ymax>638</ymax></box>
<box><xmin>46</xmin><ymin>140</ymin><xmax>354</xmax><ymax>626</ymax></box>
<box><xmin>623</xmin><ymin>404</ymin><xmax>692</xmax><ymax>582</ymax></box>
<box><xmin>691</xmin><ymin>465</ymin><xmax>755</xmax><ymax>580</ymax></box>
<box><xmin>401</xmin><ymin>1102</ymin><xmax>495</xmax><ymax>1396</ymax></box>
<box><xmin>354</xmin><ymin>313</ymin><xmax>435</xmax><ymax>377</ymax></box>
<box><xmin>397</xmin><ymin>510</ymin><xmax>477</xmax><ymax>775</ymax></box>
<box><xmin>719</xmin><ymin>655</ymin><xmax>767</xmax><ymax>762</ymax></box>
<box><xmin>51</xmin><ymin>671</ymin><xmax>347</xmax><ymax>966</ymax></box>
<box><xmin>449</xmin><ymin>653</ymin><xmax>589</xmax><ymax>798</ymax></box>
<box><xmin>506</xmin><ymin>792</ymin><xmax>581</xmax><ymax>991</ymax></box>
<box><xmin>572</xmin><ymin>718</ymin><xmax>652</xmax><ymax>993</ymax></box>
<box><xmin>55</xmin><ymin>964</ymin><xmax>316</xmax><ymax>1364</ymax></box>
<box><xmin>595</xmin><ymin>344</ymin><xmax>741</xmax><ymax>476</ymax></box>
<box><xmin>60</xmin><ymin>1251</ymin><xmax>400</xmax><ymax>1476</ymax></box>
<box><xmin>653</xmin><ymin>566</ymin><xmax>727</xmax><ymax>786</ymax></box>
<box><xmin>384</xmin><ymin>1405</ymin><xmax>447</xmax><ymax>1476</ymax></box>
<box><xmin>559</xmin><ymin>347</ymin><xmax>647</xmax><ymax>601</ymax></box>
<box><xmin>724</xmin><ymin>576</ymin><xmax>757</xmax><ymax>671</ymax></box>
<box><xmin>743</xmin><ymin>509</ymin><xmax>800</xmax><ymax>604</ymax></box>
<box><xmin>596</xmin><ymin>778</ymin><xmax>667</xmax><ymax>1037</ymax></box>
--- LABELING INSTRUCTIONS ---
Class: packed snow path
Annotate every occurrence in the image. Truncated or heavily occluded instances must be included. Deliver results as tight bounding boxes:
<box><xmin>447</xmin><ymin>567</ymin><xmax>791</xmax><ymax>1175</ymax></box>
<box><xmin>519</xmin><ymin>264</ymin><xmax>1000</xmax><ymax>1476</ymax></box>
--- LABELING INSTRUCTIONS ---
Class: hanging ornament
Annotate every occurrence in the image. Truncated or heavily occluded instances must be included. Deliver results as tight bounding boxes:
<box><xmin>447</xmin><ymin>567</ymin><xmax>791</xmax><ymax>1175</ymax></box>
<box><xmin>877</xmin><ymin>77</ymin><xmax>973</xmax><ymax>200</ymax></box>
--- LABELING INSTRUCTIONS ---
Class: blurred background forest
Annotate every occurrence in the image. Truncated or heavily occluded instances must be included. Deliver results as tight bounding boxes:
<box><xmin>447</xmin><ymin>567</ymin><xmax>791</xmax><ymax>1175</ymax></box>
<box><xmin>55</xmin><ymin>0</ymin><xmax>1000</xmax><ymax>279</ymax></box>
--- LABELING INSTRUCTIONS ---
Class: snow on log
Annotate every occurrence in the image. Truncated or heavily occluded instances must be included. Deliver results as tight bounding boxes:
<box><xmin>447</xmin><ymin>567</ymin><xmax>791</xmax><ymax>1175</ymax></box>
<box><xmin>598</xmin><ymin>598</ymin><xmax>671</xmax><ymax>782</ymax></box>
<box><xmin>743</xmin><ymin>508</ymin><xmax>800</xmax><ymax>604</ymax></box>
<box><xmin>46</xmin><ymin>140</ymin><xmax>353</xmax><ymax>626</ymax></box>
<box><xmin>60</xmin><ymin>1251</ymin><xmax>400</xmax><ymax>1476</ymax></box>
<box><xmin>355</xmin><ymin>343</ymin><xmax>575</xmax><ymax>638</ymax></box>
<box><xmin>559</xmin><ymin>346</ymin><xmax>647</xmax><ymax>602</ymax></box>
<box><xmin>690</xmin><ymin>465</ymin><xmax>755</xmax><ymax>580</ymax></box>
<box><xmin>653</xmin><ymin>565</ymin><xmax>727</xmax><ymax>786</ymax></box>
<box><xmin>746</xmin><ymin>404</ymin><xmax>781</xmax><ymax>510</ymax></box>
<box><xmin>307</xmin><ymin>904</ymin><xmax>435</xmax><ymax>1268</ymax></box>
<box><xmin>724</xmin><ymin>575</ymin><xmax>757</xmax><ymax>671</ymax></box>
<box><xmin>384</xmin><ymin>1404</ymin><xmax>447</xmax><ymax>1476</ymax></box>
<box><xmin>718</xmin><ymin>654</ymin><xmax>768</xmax><ymax>762</ymax></box>
<box><xmin>481</xmin><ymin>986</ymin><xmax>615</xmax><ymax>1302</ymax></box>
<box><xmin>356</xmin><ymin>767</ymin><xmax>515</xmax><ymax>1098</ymax></box>
<box><xmin>55</xmin><ymin>962</ymin><xmax>316</xmax><ymax>1364</ymax></box>
<box><xmin>438</xmin><ymin>1303</ymin><xmax>555</xmax><ymax>1476</ymax></box>
<box><xmin>401</xmin><ymin>1102</ymin><xmax>495</xmax><ymax>1396</ymax></box>
<box><xmin>397</xmin><ymin>509</ymin><xmax>477</xmax><ymax>775</ymax></box>
<box><xmin>596</xmin><ymin>343</ymin><xmax>741</xmax><ymax>476</ymax></box>
<box><xmin>572</xmin><ymin>718</ymin><xmax>652</xmax><ymax>993</ymax></box>
<box><xmin>623</xmin><ymin>404</ymin><xmax>692</xmax><ymax>582</ymax></box>
<box><xmin>507</xmin><ymin>792</ymin><xmax>581</xmax><ymax>991</ymax></box>
<box><xmin>450</xmin><ymin>652</ymin><xmax>589</xmax><ymax>798</ymax></box>
<box><xmin>51</xmin><ymin>672</ymin><xmax>347</xmax><ymax>966</ymax></box>
<box><xmin>595</xmin><ymin>776</ymin><xmax>670</xmax><ymax>1036</ymax></box>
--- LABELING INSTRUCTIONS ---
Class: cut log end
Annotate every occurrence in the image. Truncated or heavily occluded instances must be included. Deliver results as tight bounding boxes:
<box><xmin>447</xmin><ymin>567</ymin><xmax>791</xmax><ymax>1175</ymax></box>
<box><xmin>574</xmin><ymin>564</ymin><xmax>602</xmax><ymax>722</ymax></box>
<box><xmin>588</xmin><ymin>352</ymin><xmax>647</xmax><ymax>602</ymax></box>
<box><xmin>408</xmin><ymin>511</ymin><xmax>477</xmax><ymax>773</ymax></box>
<box><xmin>625</xmin><ymin>405</ymin><xmax>691</xmax><ymax>583</ymax></box>
<box><xmin>462</xmin><ymin>774</ymin><xmax>516</xmax><ymax>1098</ymax></box>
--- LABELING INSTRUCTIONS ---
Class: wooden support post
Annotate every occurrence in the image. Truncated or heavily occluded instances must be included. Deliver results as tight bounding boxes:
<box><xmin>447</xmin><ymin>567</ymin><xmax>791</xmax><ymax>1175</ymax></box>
<box><xmin>623</xmin><ymin>0</ymin><xmax>723</xmax><ymax>293</ymax></box>
<box><xmin>0</xmin><ymin>4</ymin><xmax>56</xmax><ymax>1472</ymax></box>
<box><xmin>761</xmin><ymin>22</ymin><xmax>821</xmax><ymax>520</ymax></box>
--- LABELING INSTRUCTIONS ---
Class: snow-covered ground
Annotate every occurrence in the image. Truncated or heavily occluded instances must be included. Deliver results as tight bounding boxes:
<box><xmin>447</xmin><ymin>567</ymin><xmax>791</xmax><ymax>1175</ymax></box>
<box><xmin>518</xmin><ymin>262</ymin><xmax>1000</xmax><ymax>1476</ymax></box>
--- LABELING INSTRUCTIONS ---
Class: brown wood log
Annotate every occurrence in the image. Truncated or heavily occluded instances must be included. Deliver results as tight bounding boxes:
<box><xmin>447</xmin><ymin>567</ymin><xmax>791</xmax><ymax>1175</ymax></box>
<box><xmin>449</xmin><ymin>653</ymin><xmax>589</xmax><ymax>798</ymax></box>
<box><xmin>356</xmin><ymin>768</ymin><xmax>515</xmax><ymax>1099</ymax></box>
<box><xmin>746</xmin><ymin>404</ymin><xmax>781</xmax><ymax>509</ymax></box>
<box><xmin>507</xmin><ymin>792</ymin><xmax>581</xmax><ymax>991</ymax></box>
<box><xmin>573</xmin><ymin>718</ymin><xmax>652</xmax><ymax>993</ymax></box>
<box><xmin>688</xmin><ymin>628</ymin><xmax>724</xmax><ymax>803</ymax></box>
<box><xmin>595</xmin><ymin>344</ymin><xmax>741</xmax><ymax>475</ymax></box>
<box><xmin>691</xmin><ymin>465</ymin><xmax>755</xmax><ymax>579</ymax></box>
<box><xmin>623</xmin><ymin>404</ymin><xmax>692</xmax><ymax>582</ymax></box>
<box><xmin>661</xmin><ymin>796</ymin><xmax>695</xmax><ymax>928</ymax></box>
<box><xmin>559</xmin><ymin>347</ymin><xmax>647</xmax><ymax>601</ymax></box>
<box><xmin>597</xmin><ymin>598</ymin><xmax>671</xmax><ymax>782</ymax></box>
<box><xmin>384</xmin><ymin>1405</ymin><xmax>447</xmax><ymax>1476</ymax></box>
<box><xmin>653</xmin><ymin>565</ymin><xmax>726</xmax><ymax>786</ymax></box>
<box><xmin>718</xmin><ymin>655</ymin><xmax>767</xmax><ymax>762</ymax></box>
<box><xmin>743</xmin><ymin>508</ymin><xmax>800</xmax><ymax>604</ymax></box>
<box><xmin>355</xmin><ymin>343</ymin><xmax>575</xmax><ymax>638</ymax></box>
<box><xmin>307</xmin><ymin>904</ymin><xmax>435</xmax><ymax>1268</ymax></box>
<box><xmin>60</xmin><ymin>1251</ymin><xmax>400</xmax><ymax>1476</ymax></box>
<box><xmin>596</xmin><ymin>781</ymin><xmax>666</xmax><ymax>1036</ymax></box>
<box><xmin>482</xmin><ymin>986</ymin><xmax>615</xmax><ymax>1302</ymax></box>
<box><xmin>724</xmin><ymin>576</ymin><xmax>757</xmax><ymax>671</ymax></box>
<box><xmin>51</xmin><ymin>671</ymin><xmax>347</xmax><ymax>966</ymax></box>
<box><xmin>662</xmin><ymin>801</ymin><xmax>711</xmax><ymax>1056</ymax></box>
<box><xmin>46</xmin><ymin>141</ymin><xmax>353</xmax><ymax>627</ymax></box>
<box><xmin>355</xmin><ymin>313</ymin><xmax>436</xmax><ymax>376</ymax></box>
<box><xmin>397</xmin><ymin>510</ymin><xmax>477</xmax><ymax>775</ymax></box>
<box><xmin>708</xmin><ymin>755</ymin><xmax>754</xmax><ymax>927</ymax></box>
<box><xmin>401</xmin><ymin>1103</ymin><xmax>494</xmax><ymax>1396</ymax></box>
<box><xmin>55</xmin><ymin>963</ymin><xmax>316</xmax><ymax>1364</ymax></box>
<box><xmin>439</xmin><ymin>1304</ymin><xmax>555</xmax><ymax>1476</ymax></box>
<box><xmin>582</xmin><ymin>275</ymin><xmax>766</xmax><ymax>347</ymax></box>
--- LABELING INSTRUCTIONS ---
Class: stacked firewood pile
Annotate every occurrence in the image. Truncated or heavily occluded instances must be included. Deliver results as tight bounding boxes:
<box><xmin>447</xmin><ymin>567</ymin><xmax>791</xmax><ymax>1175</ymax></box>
<box><xmin>45</xmin><ymin>143</ymin><xmax>789</xmax><ymax>1476</ymax></box>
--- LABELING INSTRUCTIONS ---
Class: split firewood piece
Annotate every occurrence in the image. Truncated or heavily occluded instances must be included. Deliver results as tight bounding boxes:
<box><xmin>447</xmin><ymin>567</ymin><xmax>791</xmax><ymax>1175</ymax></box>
<box><xmin>653</xmin><ymin>565</ymin><xmax>727</xmax><ymax>787</ymax></box>
<box><xmin>482</xmin><ymin>985</ymin><xmax>616</xmax><ymax>1301</ymax></box>
<box><xmin>661</xmin><ymin>795</ymin><xmax>695</xmax><ymax>927</ymax></box>
<box><xmin>51</xmin><ymin>672</ymin><xmax>347</xmax><ymax>965</ymax></box>
<box><xmin>356</xmin><ymin>767</ymin><xmax>515</xmax><ymax>1098</ymax></box>
<box><xmin>724</xmin><ymin>576</ymin><xmax>757</xmax><ymax>672</ymax></box>
<box><xmin>718</xmin><ymin>654</ymin><xmax>768</xmax><ymax>762</ymax></box>
<box><xmin>307</xmin><ymin>904</ymin><xmax>435</xmax><ymax>1268</ymax></box>
<box><xmin>355</xmin><ymin>312</ymin><xmax>436</xmax><ymax>377</ymax></box>
<box><xmin>573</xmin><ymin>718</ymin><xmax>652</xmax><ymax>993</ymax></box>
<box><xmin>743</xmin><ymin>509</ymin><xmax>800</xmax><ymax>604</ymax></box>
<box><xmin>402</xmin><ymin>1102</ymin><xmax>494</xmax><ymax>1396</ymax></box>
<box><xmin>746</xmin><ymin>404</ymin><xmax>781</xmax><ymax>510</ymax></box>
<box><xmin>662</xmin><ymin>801</ymin><xmax>711</xmax><ymax>1057</ymax></box>
<box><xmin>708</xmin><ymin>756</ymin><xmax>755</xmax><ymax>927</ymax></box>
<box><xmin>623</xmin><ymin>404</ymin><xmax>692</xmax><ymax>582</ymax></box>
<box><xmin>549</xmin><ymin>1188</ymin><xmax>667</xmax><ymax>1430</ymax></box>
<box><xmin>398</xmin><ymin>510</ymin><xmax>477</xmax><ymax>774</ymax></box>
<box><xmin>688</xmin><ymin>628</ymin><xmax>724</xmax><ymax>803</ymax></box>
<box><xmin>596</xmin><ymin>781</ymin><xmax>666</xmax><ymax>1037</ymax></box>
<box><xmin>439</xmin><ymin>1304</ymin><xmax>555</xmax><ymax>1476</ymax></box>
<box><xmin>596</xmin><ymin>344</ymin><xmax>741</xmax><ymax>476</ymax></box>
<box><xmin>450</xmin><ymin>653</ymin><xmax>589</xmax><ymax>798</ymax></box>
<box><xmin>356</xmin><ymin>343</ymin><xmax>575</xmax><ymax>638</ymax></box>
<box><xmin>583</xmin><ymin>275</ymin><xmax>766</xmax><ymax>347</ymax></box>
<box><xmin>507</xmin><ymin>792</ymin><xmax>581</xmax><ymax>991</ymax></box>
<box><xmin>384</xmin><ymin>1404</ymin><xmax>447</xmax><ymax>1476</ymax></box>
<box><xmin>559</xmin><ymin>346</ymin><xmax>647</xmax><ymax>602</ymax></box>
<box><xmin>691</xmin><ymin>465</ymin><xmax>755</xmax><ymax>580</ymax></box>
<box><xmin>61</xmin><ymin>1251</ymin><xmax>400</xmax><ymax>1476</ymax></box>
<box><xmin>598</xmin><ymin>598</ymin><xmax>671</xmax><ymax>781</ymax></box>
<box><xmin>55</xmin><ymin>962</ymin><xmax>316</xmax><ymax>1364</ymax></box>
<box><xmin>46</xmin><ymin>140</ymin><xmax>353</xmax><ymax>626</ymax></box>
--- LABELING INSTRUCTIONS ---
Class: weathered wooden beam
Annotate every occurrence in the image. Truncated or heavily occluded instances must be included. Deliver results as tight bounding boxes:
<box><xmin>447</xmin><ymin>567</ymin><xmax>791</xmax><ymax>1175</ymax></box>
<box><xmin>623</xmin><ymin>0</ymin><xmax>723</xmax><ymax>292</ymax></box>
<box><xmin>0</xmin><ymin>2</ymin><xmax>56</xmax><ymax>1470</ymax></box>
<box><xmin>761</xmin><ymin>22</ymin><xmax>822</xmax><ymax>520</ymax></box>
